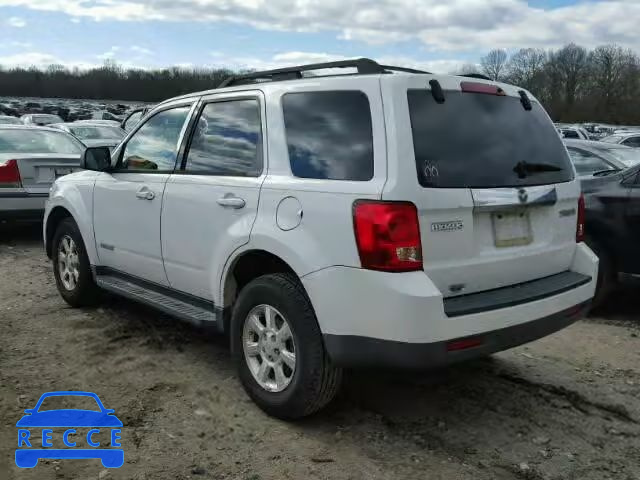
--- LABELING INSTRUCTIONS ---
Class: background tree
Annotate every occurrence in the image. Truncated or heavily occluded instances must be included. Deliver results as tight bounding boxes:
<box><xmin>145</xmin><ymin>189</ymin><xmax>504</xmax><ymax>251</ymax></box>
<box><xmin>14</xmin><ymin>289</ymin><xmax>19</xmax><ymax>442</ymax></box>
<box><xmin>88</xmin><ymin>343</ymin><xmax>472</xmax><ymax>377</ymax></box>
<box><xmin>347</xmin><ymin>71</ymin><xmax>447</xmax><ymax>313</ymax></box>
<box><xmin>480</xmin><ymin>49</ymin><xmax>508</xmax><ymax>80</ymax></box>
<box><xmin>505</xmin><ymin>48</ymin><xmax>547</xmax><ymax>92</ymax></box>
<box><xmin>1</xmin><ymin>44</ymin><xmax>640</xmax><ymax>124</ymax></box>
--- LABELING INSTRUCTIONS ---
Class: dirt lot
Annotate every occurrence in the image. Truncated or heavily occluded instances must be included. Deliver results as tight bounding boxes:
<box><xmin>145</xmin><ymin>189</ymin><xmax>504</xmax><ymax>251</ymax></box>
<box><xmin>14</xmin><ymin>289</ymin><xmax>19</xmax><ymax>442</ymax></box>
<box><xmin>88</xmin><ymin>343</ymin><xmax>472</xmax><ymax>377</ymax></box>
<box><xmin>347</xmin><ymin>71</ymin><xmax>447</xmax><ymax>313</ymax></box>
<box><xmin>1</xmin><ymin>225</ymin><xmax>639</xmax><ymax>480</ymax></box>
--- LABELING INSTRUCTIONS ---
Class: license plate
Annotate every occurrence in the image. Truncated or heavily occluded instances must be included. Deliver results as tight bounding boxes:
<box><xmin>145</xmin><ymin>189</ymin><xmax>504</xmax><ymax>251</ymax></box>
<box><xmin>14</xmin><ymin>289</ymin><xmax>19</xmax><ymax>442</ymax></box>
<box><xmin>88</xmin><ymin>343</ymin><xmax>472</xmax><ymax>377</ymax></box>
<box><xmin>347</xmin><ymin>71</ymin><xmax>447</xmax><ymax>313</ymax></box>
<box><xmin>54</xmin><ymin>168</ymin><xmax>73</xmax><ymax>178</ymax></box>
<box><xmin>492</xmin><ymin>210</ymin><xmax>532</xmax><ymax>247</ymax></box>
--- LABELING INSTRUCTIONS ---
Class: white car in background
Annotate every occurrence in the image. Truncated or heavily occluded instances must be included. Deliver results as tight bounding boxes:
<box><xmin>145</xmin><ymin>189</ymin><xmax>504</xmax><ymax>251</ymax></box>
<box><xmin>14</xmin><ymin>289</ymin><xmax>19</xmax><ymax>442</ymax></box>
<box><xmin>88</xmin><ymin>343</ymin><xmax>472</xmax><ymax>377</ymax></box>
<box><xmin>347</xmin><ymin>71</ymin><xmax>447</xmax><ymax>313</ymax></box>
<box><xmin>43</xmin><ymin>58</ymin><xmax>597</xmax><ymax>419</ymax></box>
<box><xmin>0</xmin><ymin>125</ymin><xmax>84</xmax><ymax>222</ymax></box>
<box><xmin>21</xmin><ymin>113</ymin><xmax>64</xmax><ymax>127</ymax></box>
<box><xmin>558</xmin><ymin>126</ymin><xmax>590</xmax><ymax>140</ymax></box>
<box><xmin>0</xmin><ymin>115</ymin><xmax>22</xmax><ymax>125</ymax></box>
<box><xmin>601</xmin><ymin>132</ymin><xmax>640</xmax><ymax>148</ymax></box>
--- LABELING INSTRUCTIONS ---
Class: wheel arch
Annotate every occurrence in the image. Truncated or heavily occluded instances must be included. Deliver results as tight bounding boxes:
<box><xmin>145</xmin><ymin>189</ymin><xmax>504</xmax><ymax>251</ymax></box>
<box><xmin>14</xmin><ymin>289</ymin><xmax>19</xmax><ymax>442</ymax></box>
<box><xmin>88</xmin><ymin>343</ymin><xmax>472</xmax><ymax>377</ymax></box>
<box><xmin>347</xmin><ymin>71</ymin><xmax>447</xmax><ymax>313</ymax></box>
<box><xmin>44</xmin><ymin>195</ymin><xmax>98</xmax><ymax>265</ymax></box>
<box><xmin>45</xmin><ymin>206</ymin><xmax>73</xmax><ymax>258</ymax></box>
<box><xmin>220</xmin><ymin>249</ymin><xmax>302</xmax><ymax>332</ymax></box>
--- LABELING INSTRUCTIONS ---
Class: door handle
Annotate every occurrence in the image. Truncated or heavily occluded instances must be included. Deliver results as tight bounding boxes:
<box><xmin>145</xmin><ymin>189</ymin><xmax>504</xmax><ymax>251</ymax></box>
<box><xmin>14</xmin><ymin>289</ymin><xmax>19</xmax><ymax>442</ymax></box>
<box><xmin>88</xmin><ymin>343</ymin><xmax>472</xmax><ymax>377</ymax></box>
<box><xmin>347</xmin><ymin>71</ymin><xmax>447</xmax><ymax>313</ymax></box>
<box><xmin>217</xmin><ymin>195</ymin><xmax>246</xmax><ymax>209</ymax></box>
<box><xmin>136</xmin><ymin>187</ymin><xmax>155</xmax><ymax>200</ymax></box>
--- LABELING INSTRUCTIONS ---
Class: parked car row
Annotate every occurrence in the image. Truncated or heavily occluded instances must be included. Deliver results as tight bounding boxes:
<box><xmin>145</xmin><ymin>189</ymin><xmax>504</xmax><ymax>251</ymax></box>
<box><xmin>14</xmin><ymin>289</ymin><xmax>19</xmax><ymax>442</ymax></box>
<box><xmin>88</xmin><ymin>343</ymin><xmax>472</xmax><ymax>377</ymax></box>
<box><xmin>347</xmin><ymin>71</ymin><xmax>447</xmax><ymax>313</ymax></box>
<box><xmin>557</xmin><ymin>122</ymin><xmax>640</xmax><ymax>144</ymax></box>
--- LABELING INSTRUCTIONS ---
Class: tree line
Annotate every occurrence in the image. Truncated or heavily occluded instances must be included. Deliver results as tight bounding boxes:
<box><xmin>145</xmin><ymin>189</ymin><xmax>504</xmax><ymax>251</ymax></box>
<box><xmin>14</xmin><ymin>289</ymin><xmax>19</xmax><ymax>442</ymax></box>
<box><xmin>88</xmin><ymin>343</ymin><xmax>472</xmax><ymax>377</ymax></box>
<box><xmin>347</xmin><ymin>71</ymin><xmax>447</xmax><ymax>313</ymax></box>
<box><xmin>1</xmin><ymin>44</ymin><xmax>639</xmax><ymax>124</ymax></box>
<box><xmin>0</xmin><ymin>60</ymin><xmax>235</xmax><ymax>103</ymax></box>
<box><xmin>473</xmin><ymin>43</ymin><xmax>640</xmax><ymax>125</ymax></box>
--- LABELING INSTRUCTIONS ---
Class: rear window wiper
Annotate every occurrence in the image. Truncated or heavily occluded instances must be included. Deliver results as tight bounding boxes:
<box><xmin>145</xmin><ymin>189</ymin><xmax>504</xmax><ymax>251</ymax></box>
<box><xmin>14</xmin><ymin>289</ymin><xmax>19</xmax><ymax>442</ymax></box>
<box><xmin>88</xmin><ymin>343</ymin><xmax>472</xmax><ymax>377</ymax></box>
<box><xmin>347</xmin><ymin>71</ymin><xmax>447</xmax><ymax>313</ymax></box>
<box><xmin>513</xmin><ymin>161</ymin><xmax>563</xmax><ymax>178</ymax></box>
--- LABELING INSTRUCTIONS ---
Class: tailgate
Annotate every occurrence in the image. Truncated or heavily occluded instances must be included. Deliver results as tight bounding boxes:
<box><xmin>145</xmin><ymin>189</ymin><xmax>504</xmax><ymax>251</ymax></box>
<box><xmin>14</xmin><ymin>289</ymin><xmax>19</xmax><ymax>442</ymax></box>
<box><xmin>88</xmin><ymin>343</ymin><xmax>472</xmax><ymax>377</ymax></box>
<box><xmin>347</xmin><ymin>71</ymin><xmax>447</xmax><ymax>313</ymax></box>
<box><xmin>412</xmin><ymin>183</ymin><xmax>579</xmax><ymax>298</ymax></box>
<box><xmin>381</xmin><ymin>74</ymin><xmax>580</xmax><ymax>298</ymax></box>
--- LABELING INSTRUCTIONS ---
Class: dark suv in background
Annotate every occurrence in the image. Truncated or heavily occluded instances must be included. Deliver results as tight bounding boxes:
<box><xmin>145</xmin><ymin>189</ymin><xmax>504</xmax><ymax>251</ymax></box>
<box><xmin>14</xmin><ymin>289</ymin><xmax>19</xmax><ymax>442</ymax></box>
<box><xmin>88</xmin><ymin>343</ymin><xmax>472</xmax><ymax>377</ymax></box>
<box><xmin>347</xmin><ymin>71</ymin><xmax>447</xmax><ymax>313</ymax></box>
<box><xmin>582</xmin><ymin>164</ymin><xmax>640</xmax><ymax>307</ymax></box>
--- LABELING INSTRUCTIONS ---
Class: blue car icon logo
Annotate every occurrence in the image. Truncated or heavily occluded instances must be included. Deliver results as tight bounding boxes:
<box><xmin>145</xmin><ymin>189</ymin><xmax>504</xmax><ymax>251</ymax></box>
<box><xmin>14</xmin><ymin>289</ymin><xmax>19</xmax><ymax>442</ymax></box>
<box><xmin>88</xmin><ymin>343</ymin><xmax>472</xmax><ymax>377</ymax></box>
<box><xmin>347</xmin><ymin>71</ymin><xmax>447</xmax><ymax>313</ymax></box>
<box><xmin>16</xmin><ymin>391</ymin><xmax>123</xmax><ymax>469</ymax></box>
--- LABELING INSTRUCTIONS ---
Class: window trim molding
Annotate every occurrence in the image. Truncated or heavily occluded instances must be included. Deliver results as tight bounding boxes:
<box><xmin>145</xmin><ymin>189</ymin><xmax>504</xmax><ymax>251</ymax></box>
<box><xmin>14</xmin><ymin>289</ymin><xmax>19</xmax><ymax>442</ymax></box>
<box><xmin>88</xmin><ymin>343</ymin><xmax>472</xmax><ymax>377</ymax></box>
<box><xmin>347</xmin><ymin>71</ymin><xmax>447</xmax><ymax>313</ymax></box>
<box><xmin>111</xmin><ymin>100</ymin><xmax>199</xmax><ymax>174</ymax></box>
<box><xmin>175</xmin><ymin>94</ymin><xmax>265</xmax><ymax>177</ymax></box>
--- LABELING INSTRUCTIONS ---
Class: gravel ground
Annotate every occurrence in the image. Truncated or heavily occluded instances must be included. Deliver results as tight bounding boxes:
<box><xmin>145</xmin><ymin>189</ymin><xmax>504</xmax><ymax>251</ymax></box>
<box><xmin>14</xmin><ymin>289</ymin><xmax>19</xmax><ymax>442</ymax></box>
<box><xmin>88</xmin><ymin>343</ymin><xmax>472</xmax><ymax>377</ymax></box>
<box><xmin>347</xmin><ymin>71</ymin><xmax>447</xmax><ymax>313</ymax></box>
<box><xmin>1</xmin><ymin>224</ymin><xmax>639</xmax><ymax>480</ymax></box>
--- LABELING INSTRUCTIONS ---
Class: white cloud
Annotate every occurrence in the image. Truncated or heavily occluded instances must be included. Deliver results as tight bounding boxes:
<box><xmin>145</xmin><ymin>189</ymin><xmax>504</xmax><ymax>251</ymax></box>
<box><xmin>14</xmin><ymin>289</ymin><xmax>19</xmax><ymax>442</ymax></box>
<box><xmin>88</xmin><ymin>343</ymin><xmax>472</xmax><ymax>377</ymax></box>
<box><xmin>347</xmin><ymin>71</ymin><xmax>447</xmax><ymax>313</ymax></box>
<box><xmin>130</xmin><ymin>45</ymin><xmax>153</xmax><ymax>56</ymax></box>
<box><xmin>96</xmin><ymin>46</ymin><xmax>121</xmax><ymax>60</ymax></box>
<box><xmin>0</xmin><ymin>51</ymin><xmax>97</xmax><ymax>69</ymax></box>
<box><xmin>6</xmin><ymin>16</ymin><xmax>27</xmax><ymax>27</ymax></box>
<box><xmin>209</xmin><ymin>51</ymin><xmax>467</xmax><ymax>74</ymax></box>
<box><xmin>0</xmin><ymin>47</ymin><xmax>470</xmax><ymax>76</ymax></box>
<box><xmin>1</xmin><ymin>0</ymin><xmax>639</xmax><ymax>52</ymax></box>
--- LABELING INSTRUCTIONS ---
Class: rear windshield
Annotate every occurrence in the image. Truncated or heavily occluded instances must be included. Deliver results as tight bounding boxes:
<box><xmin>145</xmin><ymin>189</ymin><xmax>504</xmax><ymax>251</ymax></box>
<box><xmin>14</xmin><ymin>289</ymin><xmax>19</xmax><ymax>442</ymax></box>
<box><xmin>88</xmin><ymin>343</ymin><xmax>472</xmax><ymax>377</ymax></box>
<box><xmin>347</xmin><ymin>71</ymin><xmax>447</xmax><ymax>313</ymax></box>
<box><xmin>601</xmin><ymin>135</ymin><xmax>625</xmax><ymax>144</ymax></box>
<box><xmin>0</xmin><ymin>129</ymin><xmax>83</xmax><ymax>154</ymax></box>
<box><xmin>408</xmin><ymin>89</ymin><xmax>573</xmax><ymax>188</ymax></box>
<box><xmin>68</xmin><ymin>125</ymin><xmax>123</xmax><ymax>140</ymax></box>
<box><xmin>33</xmin><ymin>115</ymin><xmax>63</xmax><ymax>124</ymax></box>
<box><xmin>592</xmin><ymin>144</ymin><xmax>640</xmax><ymax>167</ymax></box>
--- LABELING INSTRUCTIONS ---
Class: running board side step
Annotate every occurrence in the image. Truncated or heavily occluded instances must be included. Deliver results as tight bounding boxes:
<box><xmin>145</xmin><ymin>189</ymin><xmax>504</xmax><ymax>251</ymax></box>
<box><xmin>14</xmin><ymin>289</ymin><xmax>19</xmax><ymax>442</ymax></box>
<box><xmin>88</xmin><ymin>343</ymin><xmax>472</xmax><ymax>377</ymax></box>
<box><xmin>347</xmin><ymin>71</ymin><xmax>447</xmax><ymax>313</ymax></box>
<box><xmin>93</xmin><ymin>269</ymin><xmax>222</xmax><ymax>329</ymax></box>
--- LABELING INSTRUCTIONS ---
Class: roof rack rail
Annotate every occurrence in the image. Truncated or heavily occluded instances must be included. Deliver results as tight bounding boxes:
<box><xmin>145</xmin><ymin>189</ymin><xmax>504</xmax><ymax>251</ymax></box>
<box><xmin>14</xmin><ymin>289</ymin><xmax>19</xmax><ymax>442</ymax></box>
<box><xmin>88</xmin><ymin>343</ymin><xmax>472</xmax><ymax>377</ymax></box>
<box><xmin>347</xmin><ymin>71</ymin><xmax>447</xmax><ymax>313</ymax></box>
<box><xmin>380</xmin><ymin>65</ymin><xmax>431</xmax><ymax>74</ymax></box>
<box><xmin>459</xmin><ymin>73</ymin><xmax>493</xmax><ymax>81</ymax></box>
<box><xmin>218</xmin><ymin>58</ymin><xmax>386</xmax><ymax>88</ymax></box>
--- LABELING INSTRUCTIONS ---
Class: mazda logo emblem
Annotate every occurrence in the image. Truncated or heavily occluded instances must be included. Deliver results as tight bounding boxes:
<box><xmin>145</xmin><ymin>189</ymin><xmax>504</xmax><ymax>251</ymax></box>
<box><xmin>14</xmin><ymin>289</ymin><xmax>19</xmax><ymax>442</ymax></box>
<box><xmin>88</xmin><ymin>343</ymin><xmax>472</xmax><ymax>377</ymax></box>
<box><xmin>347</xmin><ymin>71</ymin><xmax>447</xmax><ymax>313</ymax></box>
<box><xmin>518</xmin><ymin>188</ymin><xmax>528</xmax><ymax>203</ymax></box>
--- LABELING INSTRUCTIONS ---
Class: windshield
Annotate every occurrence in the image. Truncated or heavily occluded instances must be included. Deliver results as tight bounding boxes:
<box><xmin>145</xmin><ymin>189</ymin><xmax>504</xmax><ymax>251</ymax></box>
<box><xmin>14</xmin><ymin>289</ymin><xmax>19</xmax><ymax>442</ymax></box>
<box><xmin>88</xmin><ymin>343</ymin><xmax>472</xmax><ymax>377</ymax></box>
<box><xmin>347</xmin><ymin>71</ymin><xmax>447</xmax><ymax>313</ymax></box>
<box><xmin>592</xmin><ymin>144</ymin><xmax>640</xmax><ymax>167</ymax></box>
<box><xmin>37</xmin><ymin>395</ymin><xmax>101</xmax><ymax>412</ymax></box>
<box><xmin>408</xmin><ymin>90</ymin><xmax>573</xmax><ymax>188</ymax></box>
<box><xmin>0</xmin><ymin>129</ymin><xmax>83</xmax><ymax>154</ymax></box>
<box><xmin>68</xmin><ymin>125</ymin><xmax>123</xmax><ymax>140</ymax></box>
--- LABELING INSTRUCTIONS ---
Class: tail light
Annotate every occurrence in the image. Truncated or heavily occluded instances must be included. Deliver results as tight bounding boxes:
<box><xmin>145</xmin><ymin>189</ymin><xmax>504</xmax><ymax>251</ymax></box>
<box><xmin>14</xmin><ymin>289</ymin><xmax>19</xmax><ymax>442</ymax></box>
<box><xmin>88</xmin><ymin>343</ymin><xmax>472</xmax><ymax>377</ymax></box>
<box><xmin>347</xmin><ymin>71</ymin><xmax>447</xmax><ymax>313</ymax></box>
<box><xmin>0</xmin><ymin>159</ymin><xmax>21</xmax><ymax>188</ymax></box>
<box><xmin>353</xmin><ymin>200</ymin><xmax>423</xmax><ymax>272</ymax></box>
<box><xmin>576</xmin><ymin>194</ymin><xmax>585</xmax><ymax>243</ymax></box>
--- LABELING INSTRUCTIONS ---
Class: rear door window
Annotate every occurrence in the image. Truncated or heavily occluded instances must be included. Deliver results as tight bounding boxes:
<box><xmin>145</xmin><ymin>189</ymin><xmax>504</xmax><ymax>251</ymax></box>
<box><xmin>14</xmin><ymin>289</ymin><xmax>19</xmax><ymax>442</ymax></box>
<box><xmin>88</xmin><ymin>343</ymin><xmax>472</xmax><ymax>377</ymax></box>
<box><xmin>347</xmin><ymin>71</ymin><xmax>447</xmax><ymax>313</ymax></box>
<box><xmin>282</xmin><ymin>91</ymin><xmax>373</xmax><ymax>181</ymax></box>
<box><xmin>407</xmin><ymin>89</ymin><xmax>573</xmax><ymax>188</ymax></box>
<box><xmin>184</xmin><ymin>99</ymin><xmax>262</xmax><ymax>176</ymax></box>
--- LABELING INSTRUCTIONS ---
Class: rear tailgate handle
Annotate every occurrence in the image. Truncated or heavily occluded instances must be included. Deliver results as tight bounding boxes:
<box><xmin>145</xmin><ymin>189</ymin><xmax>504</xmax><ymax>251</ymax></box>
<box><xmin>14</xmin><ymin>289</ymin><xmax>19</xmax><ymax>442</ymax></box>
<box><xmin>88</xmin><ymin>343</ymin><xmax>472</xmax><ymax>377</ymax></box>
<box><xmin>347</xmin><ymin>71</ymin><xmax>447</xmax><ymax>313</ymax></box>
<box><xmin>217</xmin><ymin>195</ymin><xmax>246</xmax><ymax>209</ymax></box>
<box><xmin>472</xmin><ymin>186</ymin><xmax>557</xmax><ymax>212</ymax></box>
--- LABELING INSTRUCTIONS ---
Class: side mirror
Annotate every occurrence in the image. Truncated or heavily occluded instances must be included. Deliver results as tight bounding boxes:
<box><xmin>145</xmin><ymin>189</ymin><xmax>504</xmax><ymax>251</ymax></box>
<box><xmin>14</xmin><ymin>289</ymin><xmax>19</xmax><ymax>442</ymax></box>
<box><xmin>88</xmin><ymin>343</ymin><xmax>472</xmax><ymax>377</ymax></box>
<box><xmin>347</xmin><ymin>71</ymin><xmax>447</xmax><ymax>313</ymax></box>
<box><xmin>81</xmin><ymin>147</ymin><xmax>112</xmax><ymax>172</ymax></box>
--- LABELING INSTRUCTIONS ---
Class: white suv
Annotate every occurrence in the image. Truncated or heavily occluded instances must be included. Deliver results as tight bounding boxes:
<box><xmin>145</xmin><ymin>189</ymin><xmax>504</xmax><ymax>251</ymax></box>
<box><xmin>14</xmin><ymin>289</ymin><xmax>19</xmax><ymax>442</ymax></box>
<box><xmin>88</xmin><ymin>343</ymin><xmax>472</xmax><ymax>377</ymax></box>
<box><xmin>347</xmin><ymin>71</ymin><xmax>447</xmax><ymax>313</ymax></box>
<box><xmin>44</xmin><ymin>59</ymin><xmax>598</xmax><ymax>419</ymax></box>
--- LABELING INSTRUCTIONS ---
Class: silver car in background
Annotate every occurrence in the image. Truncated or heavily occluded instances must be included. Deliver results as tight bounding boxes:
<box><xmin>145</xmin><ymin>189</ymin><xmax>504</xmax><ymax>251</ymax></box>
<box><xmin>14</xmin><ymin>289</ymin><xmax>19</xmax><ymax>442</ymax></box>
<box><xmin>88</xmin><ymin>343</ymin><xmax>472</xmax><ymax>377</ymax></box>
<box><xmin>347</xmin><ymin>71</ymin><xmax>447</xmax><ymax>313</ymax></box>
<box><xmin>564</xmin><ymin>139</ymin><xmax>640</xmax><ymax>178</ymax></box>
<box><xmin>49</xmin><ymin>122</ymin><xmax>126</xmax><ymax>150</ymax></box>
<box><xmin>601</xmin><ymin>132</ymin><xmax>640</xmax><ymax>148</ymax></box>
<box><xmin>0</xmin><ymin>125</ymin><xmax>84</xmax><ymax>222</ymax></box>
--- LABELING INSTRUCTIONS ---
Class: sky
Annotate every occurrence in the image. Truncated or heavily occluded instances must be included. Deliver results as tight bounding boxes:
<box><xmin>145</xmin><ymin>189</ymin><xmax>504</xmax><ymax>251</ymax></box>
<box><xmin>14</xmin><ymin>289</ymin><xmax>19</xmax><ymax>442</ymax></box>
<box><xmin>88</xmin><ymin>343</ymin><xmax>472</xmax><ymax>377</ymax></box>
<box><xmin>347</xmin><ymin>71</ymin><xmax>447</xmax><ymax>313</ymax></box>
<box><xmin>0</xmin><ymin>0</ymin><xmax>638</xmax><ymax>74</ymax></box>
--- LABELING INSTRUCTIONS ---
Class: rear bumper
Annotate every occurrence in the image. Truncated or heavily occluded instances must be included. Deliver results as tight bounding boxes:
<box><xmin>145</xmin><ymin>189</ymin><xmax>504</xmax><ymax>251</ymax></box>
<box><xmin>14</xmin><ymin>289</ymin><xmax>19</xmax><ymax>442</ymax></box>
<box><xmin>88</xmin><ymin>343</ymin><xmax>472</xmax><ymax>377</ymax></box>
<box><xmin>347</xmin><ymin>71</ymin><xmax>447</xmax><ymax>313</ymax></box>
<box><xmin>0</xmin><ymin>192</ymin><xmax>47</xmax><ymax>221</ymax></box>
<box><xmin>323</xmin><ymin>301</ymin><xmax>589</xmax><ymax>369</ymax></box>
<box><xmin>302</xmin><ymin>243</ymin><xmax>598</xmax><ymax>368</ymax></box>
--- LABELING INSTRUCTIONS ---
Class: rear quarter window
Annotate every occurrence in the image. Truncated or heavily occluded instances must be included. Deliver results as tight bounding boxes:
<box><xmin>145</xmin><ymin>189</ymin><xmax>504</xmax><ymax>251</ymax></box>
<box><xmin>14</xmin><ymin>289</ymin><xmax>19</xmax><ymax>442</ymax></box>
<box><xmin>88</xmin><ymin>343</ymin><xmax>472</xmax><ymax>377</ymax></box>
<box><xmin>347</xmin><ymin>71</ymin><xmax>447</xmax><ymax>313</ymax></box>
<box><xmin>282</xmin><ymin>91</ymin><xmax>374</xmax><ymax>181</ymax></box>
<box><xmin>408</xmin><ymin>89</ymin><xmax>573</xmax><ymax>188</ymax></box>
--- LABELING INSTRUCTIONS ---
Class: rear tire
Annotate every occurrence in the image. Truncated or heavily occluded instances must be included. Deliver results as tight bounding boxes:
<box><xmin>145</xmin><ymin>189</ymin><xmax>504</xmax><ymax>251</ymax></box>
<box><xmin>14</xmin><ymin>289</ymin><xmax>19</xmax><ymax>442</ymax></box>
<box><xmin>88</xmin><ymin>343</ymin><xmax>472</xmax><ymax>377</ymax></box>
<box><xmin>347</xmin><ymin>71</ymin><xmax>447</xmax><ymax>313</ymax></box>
<box><xmin>52</xmin><ymin>217</ymin><xmax>101</xmax><ymax>307</ymax></box>
<box><xmin>231</xmin><ymin>273</ymin><xmax>342</xmax><ymax>419</ymax></box>
<box><xmin>586</xmin><ymin>237</ymin><xmax>616</xmax><ymax>311</ymax></box>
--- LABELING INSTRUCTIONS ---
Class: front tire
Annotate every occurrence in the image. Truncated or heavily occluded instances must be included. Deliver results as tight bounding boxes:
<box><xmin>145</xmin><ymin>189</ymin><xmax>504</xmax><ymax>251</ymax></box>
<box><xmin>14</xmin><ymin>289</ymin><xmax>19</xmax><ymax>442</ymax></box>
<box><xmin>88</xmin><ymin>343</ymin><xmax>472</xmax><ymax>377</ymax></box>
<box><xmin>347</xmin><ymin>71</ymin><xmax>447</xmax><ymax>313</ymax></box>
<box><xmin>231</xmin><ymin>273</ymin><xmax>342</xmax><ymax>419</ymax></box>
<box><xmin>52</xmin><ymin>217</ymin><xmax>100</xmax><ymax>307</ymax></box>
